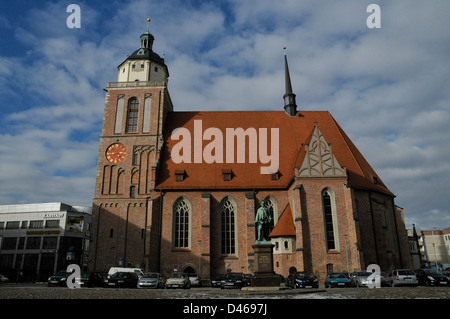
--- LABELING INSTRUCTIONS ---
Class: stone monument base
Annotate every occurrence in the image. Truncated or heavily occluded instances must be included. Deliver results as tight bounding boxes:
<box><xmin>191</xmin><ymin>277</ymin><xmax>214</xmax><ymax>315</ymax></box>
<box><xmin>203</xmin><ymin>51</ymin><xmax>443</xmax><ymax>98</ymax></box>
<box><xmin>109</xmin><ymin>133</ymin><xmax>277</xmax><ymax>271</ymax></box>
<box><xmin>251</xmin><ymin>243</ymin><xmax>280</xmax><ymax>287</ymax></box>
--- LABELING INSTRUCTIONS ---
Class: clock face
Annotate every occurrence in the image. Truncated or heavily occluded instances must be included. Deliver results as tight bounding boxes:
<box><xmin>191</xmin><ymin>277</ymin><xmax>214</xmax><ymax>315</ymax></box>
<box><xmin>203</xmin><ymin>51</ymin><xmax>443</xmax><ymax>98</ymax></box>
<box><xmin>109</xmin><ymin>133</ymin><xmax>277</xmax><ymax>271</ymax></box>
<box><xmin>106</xmin><ymin>143</ymin><xmax>127</xmax><ymax>164</ymax></box>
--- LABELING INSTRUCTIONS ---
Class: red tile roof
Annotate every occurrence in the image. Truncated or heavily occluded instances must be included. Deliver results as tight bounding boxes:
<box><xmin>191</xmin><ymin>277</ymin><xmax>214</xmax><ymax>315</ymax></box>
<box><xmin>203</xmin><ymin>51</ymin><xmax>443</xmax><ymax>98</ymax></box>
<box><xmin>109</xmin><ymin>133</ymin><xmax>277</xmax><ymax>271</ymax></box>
<box><xmin>156</xmin><ymin>110</ymin><xmax>393</xmax><ymax>196</ymax></box>
<box><xmin>269</xmin><ymin>203</ymin><xmax>296</xmax><ymax>237</ymax></box>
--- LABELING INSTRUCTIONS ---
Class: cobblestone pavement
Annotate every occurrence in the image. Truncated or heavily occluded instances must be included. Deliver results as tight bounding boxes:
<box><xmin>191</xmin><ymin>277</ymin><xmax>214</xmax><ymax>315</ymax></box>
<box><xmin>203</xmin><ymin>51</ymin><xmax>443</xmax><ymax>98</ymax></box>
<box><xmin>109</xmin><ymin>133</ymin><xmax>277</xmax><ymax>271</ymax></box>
<box><xmin>0</xmin><ymin>283</ymin><xmax>449</xmax><ymax>299</ymax></box>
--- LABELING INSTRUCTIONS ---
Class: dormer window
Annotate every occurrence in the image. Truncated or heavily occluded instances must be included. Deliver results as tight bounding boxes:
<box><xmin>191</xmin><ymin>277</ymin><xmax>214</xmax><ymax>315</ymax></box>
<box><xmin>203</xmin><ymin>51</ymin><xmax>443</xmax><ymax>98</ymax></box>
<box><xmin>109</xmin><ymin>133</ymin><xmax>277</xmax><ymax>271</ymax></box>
<box><xmin>222</xmin><ymin>169</ymin><xmax>232</xmax><ymax>181</ymax></box>
<box><xmin>175</xmin><ymin>170</ymin><xmax>185</xmax><ymax>182</ymax></box>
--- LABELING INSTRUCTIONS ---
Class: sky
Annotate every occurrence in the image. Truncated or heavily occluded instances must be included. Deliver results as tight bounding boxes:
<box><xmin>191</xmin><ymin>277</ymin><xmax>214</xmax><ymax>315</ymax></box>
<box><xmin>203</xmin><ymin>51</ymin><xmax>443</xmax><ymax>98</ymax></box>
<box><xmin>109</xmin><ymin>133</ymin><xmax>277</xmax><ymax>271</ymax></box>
<box><xmin>0</xmin><ymin>0</ymin><xmax>449</xmax><ymax>230</ymax></box>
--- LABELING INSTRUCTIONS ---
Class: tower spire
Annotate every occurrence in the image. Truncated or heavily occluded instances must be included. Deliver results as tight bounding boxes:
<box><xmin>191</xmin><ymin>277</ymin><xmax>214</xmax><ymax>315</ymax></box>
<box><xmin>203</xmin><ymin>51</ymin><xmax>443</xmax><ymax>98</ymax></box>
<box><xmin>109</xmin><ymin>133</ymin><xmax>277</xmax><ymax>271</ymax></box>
<box><xmin>140</xmin><ymin>17</ymin><xmax>154</xmax><ymax>50</ymax></box>
<box><xmin>283</xmin><ymin>47</ymin><xmax>297</xmax><ymax>117</ymax></box>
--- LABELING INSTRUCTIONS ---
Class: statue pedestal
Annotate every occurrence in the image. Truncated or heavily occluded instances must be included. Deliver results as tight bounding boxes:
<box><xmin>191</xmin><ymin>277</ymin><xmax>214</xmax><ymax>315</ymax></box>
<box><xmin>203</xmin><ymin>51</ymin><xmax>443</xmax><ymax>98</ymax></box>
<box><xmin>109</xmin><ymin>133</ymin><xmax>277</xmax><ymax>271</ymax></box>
<box><xmin>251</xmin><ymin>243</ymin><xmax>280</xmax><ymax>287</ymax></box>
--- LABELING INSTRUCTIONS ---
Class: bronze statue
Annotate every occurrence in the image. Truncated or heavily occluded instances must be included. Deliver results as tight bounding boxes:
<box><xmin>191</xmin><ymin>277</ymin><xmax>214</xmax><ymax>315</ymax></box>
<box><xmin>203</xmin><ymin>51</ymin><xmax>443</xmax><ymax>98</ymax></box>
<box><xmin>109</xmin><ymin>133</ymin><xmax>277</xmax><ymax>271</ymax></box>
<box><xmin>255</xmin><ymin>200</ymin><xmax>272</xmax><ymax>242</ymax></box>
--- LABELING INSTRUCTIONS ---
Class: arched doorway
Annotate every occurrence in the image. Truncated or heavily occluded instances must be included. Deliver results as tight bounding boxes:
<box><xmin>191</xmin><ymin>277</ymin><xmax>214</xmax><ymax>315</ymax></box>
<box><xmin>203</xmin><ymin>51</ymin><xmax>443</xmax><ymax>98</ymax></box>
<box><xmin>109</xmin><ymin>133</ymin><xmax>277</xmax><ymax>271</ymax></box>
<box><xmin>182</xmin><ymin>265</ymin><xmax>196</xmax><ymax>274</ymax></box>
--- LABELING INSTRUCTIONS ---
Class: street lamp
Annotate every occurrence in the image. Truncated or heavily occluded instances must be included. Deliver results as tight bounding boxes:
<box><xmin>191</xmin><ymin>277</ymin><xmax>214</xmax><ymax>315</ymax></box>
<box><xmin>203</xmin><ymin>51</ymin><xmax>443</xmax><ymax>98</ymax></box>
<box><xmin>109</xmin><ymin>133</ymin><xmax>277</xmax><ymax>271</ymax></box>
<box><xmin>432</xmin><ymin>228</ymin><xmax>439</xmax><ymax>269</ymax></box>
<box><xmin>344</xmin><ymin>234</ymin><xmax>349</xmax><ymax>273</ymax></box>
<box><xmin>198</xmin><ymin>240</ymin><xmax>202</xmax><ymax>276</ymax></box>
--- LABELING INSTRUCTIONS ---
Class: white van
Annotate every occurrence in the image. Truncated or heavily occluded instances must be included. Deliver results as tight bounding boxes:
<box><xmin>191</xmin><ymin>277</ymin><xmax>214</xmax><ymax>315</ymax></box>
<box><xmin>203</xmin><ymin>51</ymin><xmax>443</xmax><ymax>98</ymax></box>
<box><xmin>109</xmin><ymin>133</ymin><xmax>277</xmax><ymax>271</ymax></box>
<box><xmin>108</xmin><ymin>267</ymin><xmax>144</xmax><ymax>278</ymax></box>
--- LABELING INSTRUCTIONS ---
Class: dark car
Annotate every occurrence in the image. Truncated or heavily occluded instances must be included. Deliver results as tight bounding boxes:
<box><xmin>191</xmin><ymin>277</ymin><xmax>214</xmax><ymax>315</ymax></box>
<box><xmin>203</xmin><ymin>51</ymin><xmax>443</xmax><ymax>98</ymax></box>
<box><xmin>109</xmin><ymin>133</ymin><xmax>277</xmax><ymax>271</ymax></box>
<box><xmin>416</xmin><ymin>269</ymin><xmax>449</xmax><ymax>287</ymax></box>
<box><xmin>221</xmin><ymin>272</ymin><xmax>247</xmax><ymax>289</ymax></box>
<box><xmin>291</xmin><ymin>272</ymin><xmax>319</xmax><ymax>288</ymax></box>
<box><xmin>76</xmin><ymin>271</ymin><xmax>106</xmax><ymax>287</ymax></box>
<box><xmin>48</xmin><ymin>270</ymin><xmax>70</xmax><ymax>287</ymax></box>
<box><xmin>211</xmin><ymin>274</ymin><xmax>225</xmax><ymax>288</ymax></box>
<box><xmin>324</xmin><ymin>272</ymin><xmax>351</xmax><ymax>288</ymax></box>
<box><xmin>104</xmin><ymin>272</ymin><xmax>139</xmax><ymax>288</ymax></box>
<box><xmin>244</xmin><ymin>274</ymin><xmax>253</xmax><ymax>286</ymax></box>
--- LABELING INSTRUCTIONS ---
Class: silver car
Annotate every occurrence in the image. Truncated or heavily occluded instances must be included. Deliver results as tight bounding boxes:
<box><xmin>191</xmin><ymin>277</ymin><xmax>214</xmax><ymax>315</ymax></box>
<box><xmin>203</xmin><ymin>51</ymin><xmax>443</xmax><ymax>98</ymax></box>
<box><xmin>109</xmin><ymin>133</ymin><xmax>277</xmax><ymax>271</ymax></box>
<box><xmin>137</xmin><ymin>273</ymin><xmax>165</xmax><ymax>288</ymax></box>
<box><xmin>188</xmin><ymin>274</ymin><xmax>202</xmax><ymax>287</ymax></box>
<box><xmin>382</xmin><ymin>269</ymin><xmax>418</xmax><ymax>287</ymax></box>
<box><xmin>350</xmin><ymin>271</ymin><xmax>372</xmax><ymax>287</ymax></box>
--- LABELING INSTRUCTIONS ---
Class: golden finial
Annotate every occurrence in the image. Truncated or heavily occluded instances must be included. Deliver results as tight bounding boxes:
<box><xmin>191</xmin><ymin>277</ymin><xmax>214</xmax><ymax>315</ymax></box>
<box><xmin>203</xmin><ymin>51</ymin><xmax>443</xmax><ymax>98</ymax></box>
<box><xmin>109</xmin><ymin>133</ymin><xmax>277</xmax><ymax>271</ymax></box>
<box><xmin>147</xmin><ymin>17</ymin><xmax>151</xmax><ymax>32</ymax></box>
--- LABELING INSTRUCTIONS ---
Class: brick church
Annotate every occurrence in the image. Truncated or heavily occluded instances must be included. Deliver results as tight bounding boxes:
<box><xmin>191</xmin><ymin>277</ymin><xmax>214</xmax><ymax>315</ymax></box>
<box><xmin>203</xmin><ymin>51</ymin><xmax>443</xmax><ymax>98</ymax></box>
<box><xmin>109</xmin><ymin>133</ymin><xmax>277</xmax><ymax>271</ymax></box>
<box><xmin>89</xmin><ymin>22</ymin><xmax>412</xmax><ymax>281</ymax></box>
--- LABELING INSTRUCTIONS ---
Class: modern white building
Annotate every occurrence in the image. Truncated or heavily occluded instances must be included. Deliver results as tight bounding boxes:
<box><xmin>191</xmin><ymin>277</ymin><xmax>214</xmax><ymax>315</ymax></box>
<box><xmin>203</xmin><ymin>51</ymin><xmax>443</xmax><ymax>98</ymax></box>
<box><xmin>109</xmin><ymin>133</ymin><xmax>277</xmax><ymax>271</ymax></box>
<box><xmin>408</xmin><ymin>225</ymin><xmax>450</xmax><ymax>270</ymax></box>
<box><xmin>0</xmin><ymin>203</ymin><xmax>91</xmax><ymax>282</ymax></box>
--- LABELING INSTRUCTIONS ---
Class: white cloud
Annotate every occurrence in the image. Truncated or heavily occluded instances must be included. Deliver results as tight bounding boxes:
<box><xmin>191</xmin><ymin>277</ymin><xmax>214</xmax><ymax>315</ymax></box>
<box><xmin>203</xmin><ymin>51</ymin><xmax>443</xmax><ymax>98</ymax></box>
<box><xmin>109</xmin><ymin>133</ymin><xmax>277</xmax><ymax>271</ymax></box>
<box><xmin>0</xmin><ymin>0</ymin><xmax>449</xmax><ymax>229</ymax></box>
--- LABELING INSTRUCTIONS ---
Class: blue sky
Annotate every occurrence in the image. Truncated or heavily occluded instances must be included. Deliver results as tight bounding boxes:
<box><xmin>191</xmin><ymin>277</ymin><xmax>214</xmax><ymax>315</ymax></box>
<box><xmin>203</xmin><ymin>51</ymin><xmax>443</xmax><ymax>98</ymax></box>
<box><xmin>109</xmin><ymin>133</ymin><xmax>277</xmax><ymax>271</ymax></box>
<box><xmin>0</xmin><ymin>0</ymin><xmax>449</xmax><ymax>230</ymax></box>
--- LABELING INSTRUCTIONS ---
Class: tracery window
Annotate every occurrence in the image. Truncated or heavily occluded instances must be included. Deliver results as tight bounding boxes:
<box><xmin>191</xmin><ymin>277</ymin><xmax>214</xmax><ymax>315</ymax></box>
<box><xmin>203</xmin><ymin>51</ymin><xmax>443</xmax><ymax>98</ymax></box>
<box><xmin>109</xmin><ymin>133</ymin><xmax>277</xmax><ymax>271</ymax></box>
<box><xmin>173</xmin><ymin>198</ymin><xmax>190</xmax><ymax>248</ymax></box>
<box><xmin>221</xmin><ymin>197</ymin><xmax>236</xmax><ymax>255</ymax></box>
<box><xmin>322</xmin><ymin>189</ymin><xmax>339</xmax><ymax>250</ymax></box>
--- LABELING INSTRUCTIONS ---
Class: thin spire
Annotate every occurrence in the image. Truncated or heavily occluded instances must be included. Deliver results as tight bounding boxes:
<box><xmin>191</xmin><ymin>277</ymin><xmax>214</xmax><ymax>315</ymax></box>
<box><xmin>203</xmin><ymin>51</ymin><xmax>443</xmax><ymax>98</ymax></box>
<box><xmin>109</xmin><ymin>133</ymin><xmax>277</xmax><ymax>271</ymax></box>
<box><xmin>283</xmin><ymin>46</ymin><xmax>297</xmax><ymax>116</ymax></box>
<box><xmin>283</xmin><ymin>47</ymin><xmax>293</xmax><ymax>95</ymax></box>
<box><xmin>147</xmin><ymin>17</ymin><xmax>151</xmax><ymax>32</ymax></box>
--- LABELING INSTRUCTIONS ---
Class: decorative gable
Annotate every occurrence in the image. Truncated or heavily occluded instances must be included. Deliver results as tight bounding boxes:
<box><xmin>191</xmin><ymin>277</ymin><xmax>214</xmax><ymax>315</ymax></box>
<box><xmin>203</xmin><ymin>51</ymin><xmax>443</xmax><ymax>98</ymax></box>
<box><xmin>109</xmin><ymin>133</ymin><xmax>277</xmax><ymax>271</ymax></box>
<box><xmin>298</xmin><ymin>124</ymin><xmax>346</xmax><ymax>177</ymax></box>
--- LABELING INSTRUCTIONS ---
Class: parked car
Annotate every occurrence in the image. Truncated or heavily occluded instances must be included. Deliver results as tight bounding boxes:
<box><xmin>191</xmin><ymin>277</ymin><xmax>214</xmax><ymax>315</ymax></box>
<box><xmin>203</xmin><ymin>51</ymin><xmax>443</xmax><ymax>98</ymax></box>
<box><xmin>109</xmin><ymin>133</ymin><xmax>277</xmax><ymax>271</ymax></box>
<box><xmin>221</xmin><ymin>272</ymin><xmax>247</xmax><ymax>289</ymax></box>
<box><xmin>382</xmin><ymin>269</ymin><xmax>418</xmax><ymax>287</ymax></box>
<box><xmin>244</xmin><ymin>274</ymin><xmax>253</xmax><ymax>286</ymax></box>
<box><xmin>48</xmin><ymin>270</ymin><xmax>70</xmax><ymax>287</ymax></box>
<box><xmin>104</xmin><ymin>272</ymin><xmax>139</xmax><ymax>288</ymax></box>
<box><xmin>188</xmin><ymin>274</ymin><xmax>202</xmax><ymax>287</ymax></box>
<box><xmin>108</xmin><ymin>267</ymin><xmax>144</xmax><ymax>278</ymax></box>
<box><xmin>416</xmin><ymin>269</ymin><xmax>449</xmax><ymax>287</ymax></box>
<box><xmin>75</xmin><ymin>271</ymin><xmax>105</xmax><ymax>287</ymax></box>
<box><xmin>350</xmin><ymin>271</ymin><xmax>373</xmax><ymax>287</ymax></box>
<box><xmin>165</xmin><ymin>272</ymin><xmax>190</xmax><ymax>289</ymax></box>
<box><xmin>285</xmin><ymin>274</ymin><xmax>295</xmax><ymax>287</ymax></box>
<box><xmin>443</xmin><ymin>267</ymin><xmax>450</xmax><ymax>277</ymax></box>
<box><xmin>0</xmin><ymin>274</ymin><xmax>9</xmax><ymax>283</ymax></box>
<box><xmin>137</xmin><ymin>272</ymin><xmax>165</xmax><ymax>288</ymax></box>
<box><xmin>324</xmin><ymin>272</ymin><xmax>351</xmax><ymax>288</ymax></box>
<box><xmin>211</xmin><ymin>274</ymin><xmax>225</xmax><ymax>288</ymax></box>
<box><xmin>291</xmin><ymin>272</ymin><xmax>319</xmax><ymax>288</ymax></box>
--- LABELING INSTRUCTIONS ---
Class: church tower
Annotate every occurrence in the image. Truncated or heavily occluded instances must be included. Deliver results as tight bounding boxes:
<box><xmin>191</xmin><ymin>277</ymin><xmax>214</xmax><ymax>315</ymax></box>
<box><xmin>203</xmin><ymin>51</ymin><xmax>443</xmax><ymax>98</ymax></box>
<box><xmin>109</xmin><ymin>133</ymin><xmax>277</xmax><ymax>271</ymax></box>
<box><xmin>89</xmin><ymin>20</ymin><xmax>172</xmax><ymax>272</ymax></box>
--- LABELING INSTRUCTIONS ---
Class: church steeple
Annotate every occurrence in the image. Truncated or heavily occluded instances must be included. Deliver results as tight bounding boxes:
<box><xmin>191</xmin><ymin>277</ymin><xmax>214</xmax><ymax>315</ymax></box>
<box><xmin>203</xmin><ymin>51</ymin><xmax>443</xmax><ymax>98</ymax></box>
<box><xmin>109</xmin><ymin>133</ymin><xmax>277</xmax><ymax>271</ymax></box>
<box><xmin>283</xmin><ymin>47</ymin><xmax>297</xmax><ymax>117</ymax></box>
<box><xmin>116</xmin><ymin>18</ymin><xmax>168</xmax><ymax>83</ymax></box>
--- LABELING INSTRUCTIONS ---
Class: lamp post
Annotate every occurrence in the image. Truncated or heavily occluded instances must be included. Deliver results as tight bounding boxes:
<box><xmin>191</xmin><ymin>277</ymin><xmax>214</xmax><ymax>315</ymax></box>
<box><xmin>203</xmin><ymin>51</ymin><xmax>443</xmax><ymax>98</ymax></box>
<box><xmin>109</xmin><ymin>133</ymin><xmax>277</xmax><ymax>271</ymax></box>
<box><xmin>432</xmin><ymin>228</ymin><xmax>439</xmax><ymax>269</ymax></box>
<box><xmin>198</xmin><ymin>240</ymin><xmax>202</xmax><ymax>277</ymax></box>
<box><xmin>345</xmin><ymin>234</ymin><xmax>349</xmax><ymax>273</ymax></box>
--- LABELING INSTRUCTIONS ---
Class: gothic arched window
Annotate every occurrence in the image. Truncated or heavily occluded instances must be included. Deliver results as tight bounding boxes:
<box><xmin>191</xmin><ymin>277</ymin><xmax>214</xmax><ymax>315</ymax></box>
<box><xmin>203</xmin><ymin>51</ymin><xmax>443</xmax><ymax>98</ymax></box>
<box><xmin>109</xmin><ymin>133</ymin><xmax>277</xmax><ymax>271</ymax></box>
<box><xmin>173</xmin><ymin>197</ymin><xmax>190</xmax><ymax>248</ymax></box>
<box><xmin>322</xmin><ymin>189</ymin><xmax>339</xmax><ymax>251</ymax></box>
<box><xmin>264</xmin><ymin>196</ymin><xmax>278</xmax><ymax>233</ymax></box>
<box><xmin>126</xmin><ymin>98</ymin><xmax>139</xmax><ymax>133</ymax></box>
<box><xmin>221</xmin><ymin>197</ymin><xmax>236</xmax><ymax>255</ymax></box>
